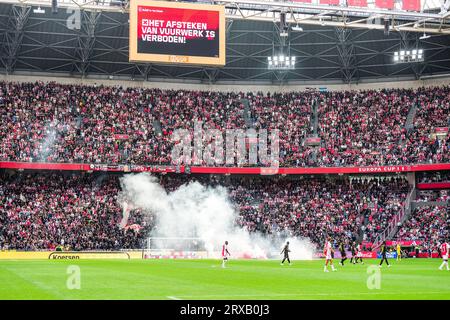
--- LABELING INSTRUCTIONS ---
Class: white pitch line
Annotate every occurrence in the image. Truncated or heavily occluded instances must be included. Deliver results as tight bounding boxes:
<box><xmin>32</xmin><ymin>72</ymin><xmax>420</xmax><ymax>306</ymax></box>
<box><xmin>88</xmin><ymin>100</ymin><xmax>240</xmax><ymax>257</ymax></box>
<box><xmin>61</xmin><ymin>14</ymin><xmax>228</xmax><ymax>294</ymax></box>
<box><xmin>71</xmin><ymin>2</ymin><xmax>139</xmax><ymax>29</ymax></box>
<box><xmin>167</xmin><ymin>296</ymin><xmax>183</xmax><ymax>300</ymax></box>
<box><xmin>171</xmin><ymin>291</ymin><xmax>447</xmax><ymax>299</ymax></box>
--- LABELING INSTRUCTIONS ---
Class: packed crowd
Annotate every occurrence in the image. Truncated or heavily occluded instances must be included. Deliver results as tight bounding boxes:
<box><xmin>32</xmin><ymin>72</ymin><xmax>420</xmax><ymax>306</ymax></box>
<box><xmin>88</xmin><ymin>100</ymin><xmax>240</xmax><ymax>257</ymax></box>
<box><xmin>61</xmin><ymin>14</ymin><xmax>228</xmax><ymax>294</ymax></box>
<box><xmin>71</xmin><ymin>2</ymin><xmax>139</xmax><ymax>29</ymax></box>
<box><xmin>0</xmin><ymin>171</ymin><xmax>152</xmax><ymax>250</ymax></box>
<box><xmin>0</xmin><ymin>82</ymin><xmax>249</xmax><ymax>165</ymax></box>
<box><xmin>359</xmin><ymin>177</ymin><xmax>410</xmax><ymax>242</ymax></box>
<box><xmin>316</xmin><ymin>89</ymin><xmax>412</xmax><ymax>166</ymax></box>
<box><xmin>0</xmin><ymin>171</ymin><xmax>410</xmax><ymax>250</ymax></box>
<box><xmin>418</xmin><ymin>171</ymin><xmax>450</xmax><ymax>183</ymax></box>
<box><xmin>229</xmin><ymin>176</ymin><xmax>409</xmax><ymax>245</ymax></box>
<box><xmin>0</xmin><ymin>81</ymin><xmax>449</xmax><ymax>167</ymax></box>
<box><xmin>416</xmin><ymin>190</ymin><xmax>449</xmax><ymax>202</ymax></box>
<box><xmin>249</xmin><ymin>92</ymin><xmax>313</xmax><ymax>166</ymax></box>
<box><xmin>403</xmin><ymin>86</ymin><xmax>450</xmax><ymax>165</ymax></box>
<box><xmin>395</xmin><ymin>206</ymin><xmax>449</xmax><ymax>243</ymax></box>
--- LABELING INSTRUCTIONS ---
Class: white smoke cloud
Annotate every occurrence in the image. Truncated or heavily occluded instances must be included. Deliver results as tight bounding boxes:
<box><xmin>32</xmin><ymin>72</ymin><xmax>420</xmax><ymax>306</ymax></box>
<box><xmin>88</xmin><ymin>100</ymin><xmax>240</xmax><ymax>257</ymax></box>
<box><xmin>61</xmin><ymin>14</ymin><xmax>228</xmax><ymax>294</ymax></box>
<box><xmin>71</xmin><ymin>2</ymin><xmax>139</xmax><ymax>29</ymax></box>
<box><xmin>36</xmin><ymin>121</ymin><xmax>58</xmax><ymax>161</ymax></box>
<box><xmin>119</xmin><ymin>173</ymin><xmax>314</xmax><ymax>260</ymax></box>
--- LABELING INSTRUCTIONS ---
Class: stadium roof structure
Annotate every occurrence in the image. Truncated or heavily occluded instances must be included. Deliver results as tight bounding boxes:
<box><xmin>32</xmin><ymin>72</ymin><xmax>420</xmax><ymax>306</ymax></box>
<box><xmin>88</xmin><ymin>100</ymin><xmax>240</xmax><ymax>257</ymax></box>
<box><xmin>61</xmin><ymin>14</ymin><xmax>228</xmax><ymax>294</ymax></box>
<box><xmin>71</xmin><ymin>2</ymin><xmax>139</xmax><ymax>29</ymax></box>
<box><xmin>0</xmin><ymin>0</ymin><xmax>450</xmax><ymax>84</ymax></box>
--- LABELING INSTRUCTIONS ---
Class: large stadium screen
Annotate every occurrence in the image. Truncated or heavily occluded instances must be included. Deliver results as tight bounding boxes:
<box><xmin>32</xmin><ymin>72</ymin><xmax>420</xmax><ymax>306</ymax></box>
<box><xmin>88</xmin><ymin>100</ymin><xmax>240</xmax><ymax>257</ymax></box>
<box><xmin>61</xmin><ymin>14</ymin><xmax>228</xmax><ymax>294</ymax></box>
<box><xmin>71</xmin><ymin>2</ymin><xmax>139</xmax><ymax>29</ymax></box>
<box><xmin>129</xmin><ymin>0</ymin><xmax>226</xmax><ymax>66</ymax></box>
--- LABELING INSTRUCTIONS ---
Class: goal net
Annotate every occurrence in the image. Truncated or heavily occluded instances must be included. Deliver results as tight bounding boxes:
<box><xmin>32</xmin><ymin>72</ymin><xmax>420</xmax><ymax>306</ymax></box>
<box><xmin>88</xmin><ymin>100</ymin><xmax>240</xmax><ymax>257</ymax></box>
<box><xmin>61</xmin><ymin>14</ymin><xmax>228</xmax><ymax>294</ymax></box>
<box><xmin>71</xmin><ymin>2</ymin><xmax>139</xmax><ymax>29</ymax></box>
<box><xmin>142</xmin><ymin>237</ymin><xmax>209</xmax><ymax>259</ymax></box>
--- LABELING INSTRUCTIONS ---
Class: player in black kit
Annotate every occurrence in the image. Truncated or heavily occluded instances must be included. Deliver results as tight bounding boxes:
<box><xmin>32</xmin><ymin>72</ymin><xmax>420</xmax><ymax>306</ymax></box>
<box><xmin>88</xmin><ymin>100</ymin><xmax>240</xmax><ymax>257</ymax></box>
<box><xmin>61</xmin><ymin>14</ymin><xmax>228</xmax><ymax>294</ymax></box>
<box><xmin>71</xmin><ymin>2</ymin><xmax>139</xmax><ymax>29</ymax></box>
<box><xmin>280</xmin><ymin>241</ymin><xmax>291</xmax><ymax>266</ymax></box>
<box><xmin>339</xmin><ymin>241</ymin><xmax>347</xmax><ymax>266</ymax></box>
<box><xmin>350</xmin><ymin>241</ymin><xmax>357</xmax><ymax>264</ymax></box>
<box><xmin>379</xmin><ymin>241</ymin><xmax>391</xmax><ymax>268</ymax></box>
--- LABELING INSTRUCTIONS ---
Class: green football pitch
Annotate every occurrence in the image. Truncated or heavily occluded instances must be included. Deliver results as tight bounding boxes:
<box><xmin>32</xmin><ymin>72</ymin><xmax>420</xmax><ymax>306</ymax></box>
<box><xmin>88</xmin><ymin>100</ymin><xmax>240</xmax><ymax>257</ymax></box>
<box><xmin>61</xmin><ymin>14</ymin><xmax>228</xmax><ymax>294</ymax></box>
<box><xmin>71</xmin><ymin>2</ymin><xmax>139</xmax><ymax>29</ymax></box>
<box><xmin>0</xmin><ymin>259</ymin><xmax>449</xmax><ymax>300</ymax></box>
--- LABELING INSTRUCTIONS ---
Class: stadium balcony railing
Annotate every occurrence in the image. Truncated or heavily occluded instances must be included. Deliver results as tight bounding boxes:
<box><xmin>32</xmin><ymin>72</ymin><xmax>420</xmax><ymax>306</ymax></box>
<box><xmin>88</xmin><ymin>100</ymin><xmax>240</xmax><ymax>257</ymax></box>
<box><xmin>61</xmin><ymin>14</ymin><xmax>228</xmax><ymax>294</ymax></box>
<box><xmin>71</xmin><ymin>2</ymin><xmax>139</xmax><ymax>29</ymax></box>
<box><xmin>1</xmin><ymin>161</ymin><xmax>450</xmax><ymax>175</ymax></box>
<box><xmin>372</xmin><ymin>186</ymin><xmax>415</xmax><ymax>248</ymax></box>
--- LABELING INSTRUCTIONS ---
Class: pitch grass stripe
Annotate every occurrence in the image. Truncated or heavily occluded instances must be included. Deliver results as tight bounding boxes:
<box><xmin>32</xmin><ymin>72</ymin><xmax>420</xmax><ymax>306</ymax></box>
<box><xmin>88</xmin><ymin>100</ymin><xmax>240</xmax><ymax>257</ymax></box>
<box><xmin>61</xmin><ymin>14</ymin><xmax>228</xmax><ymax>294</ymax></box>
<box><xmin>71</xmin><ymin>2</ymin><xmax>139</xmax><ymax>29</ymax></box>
<box><xmin>0</xmin><ymin>259</ymin><xmax>448</xmax><ymax>299</ymax></box>
<box><xmin>0</xmin><ymin>265</ymin><xmax>68</xmax><ymax>299</ymax></box>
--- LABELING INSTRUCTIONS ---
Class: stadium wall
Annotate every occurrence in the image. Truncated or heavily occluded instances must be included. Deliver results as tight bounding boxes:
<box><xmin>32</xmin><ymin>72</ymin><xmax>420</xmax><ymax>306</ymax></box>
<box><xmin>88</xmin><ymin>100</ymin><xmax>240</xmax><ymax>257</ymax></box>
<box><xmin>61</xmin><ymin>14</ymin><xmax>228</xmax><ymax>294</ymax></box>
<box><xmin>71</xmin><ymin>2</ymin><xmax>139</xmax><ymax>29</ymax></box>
<box><xmin>1</xmin><ymin>73</ymin><xmax>450</xmax><ymax>93</ymax></box>
<box><xmin>2</xmin><ymin>161</ymin><xmax>450</xmax><ymax>174</ymax></box>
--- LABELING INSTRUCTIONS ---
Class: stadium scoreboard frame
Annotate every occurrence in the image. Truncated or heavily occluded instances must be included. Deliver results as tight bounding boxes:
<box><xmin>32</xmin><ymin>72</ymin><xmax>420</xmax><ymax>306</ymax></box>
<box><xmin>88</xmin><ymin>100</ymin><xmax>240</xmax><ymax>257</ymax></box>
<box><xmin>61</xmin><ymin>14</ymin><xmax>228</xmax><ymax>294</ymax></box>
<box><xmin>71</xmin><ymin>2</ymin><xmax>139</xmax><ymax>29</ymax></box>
<box><xmin>129</xmin><ymin>0</ymin><xmax>226</xmax><ymax>66</ymax></box>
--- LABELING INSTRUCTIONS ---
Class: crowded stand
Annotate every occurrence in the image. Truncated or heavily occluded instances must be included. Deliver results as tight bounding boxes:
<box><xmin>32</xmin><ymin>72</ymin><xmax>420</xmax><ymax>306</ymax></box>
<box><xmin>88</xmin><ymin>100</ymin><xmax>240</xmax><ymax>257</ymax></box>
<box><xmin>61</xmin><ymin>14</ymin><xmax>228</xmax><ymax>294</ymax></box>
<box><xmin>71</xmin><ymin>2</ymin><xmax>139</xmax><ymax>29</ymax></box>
<box><xmin>394</xmin><ymin>206</ymin><xmax>449</xmax><ymax>244</ymax></box>
<box><xmin>359</xmin><ymin>177</ymin><xmax>410</xmax><ymax>243</ymax></box>
<box><xmin>248</xmin><ymin>92</ymin><xmax>314</xmax><ymax>166</ymax></box>
<box><xmin>403</xmin><ymin>86</ymin><xmax>450</xmax><ymax>165</ymax></box>
<box><xmin>0</xmin><ymin>81</ymin><xmax>449</xmax><ymax>168</ymax></box>
<box><xmin>418</xmin><ymin>171</ymin><xmax>450</xmax><ymax>183</ymax></box>
<box><xmin>317</xmin><ymin>88</ymin><xmax>415</xmax><ymax>166</ymax></box>
<box><xmin>0</xmin><ymin>82</ymin><xmax>248</xmax><ymax>165</ymax></box>
<box><xmin>0</xmin><ymin>80</ymin><xmax>447</xmax><ymax>253</ymax></box>
<box><xmin>416</xmin><ymin>190</ymin><xmax>450</xmax><ymax>202</ymax></box>
<box><xmin>229</xmin><ymin>176</ymin><xmax>409</xmax><ymax>246</ymax></box>
<box><xmin>0</xmin><ymin>171</ymin><xmax>410</xmax><ymax>250</ymax></box>
<box><xmin>0</xmin><ymin>171</ymin><xmax>152</xmax><ymax>251</ymax></box>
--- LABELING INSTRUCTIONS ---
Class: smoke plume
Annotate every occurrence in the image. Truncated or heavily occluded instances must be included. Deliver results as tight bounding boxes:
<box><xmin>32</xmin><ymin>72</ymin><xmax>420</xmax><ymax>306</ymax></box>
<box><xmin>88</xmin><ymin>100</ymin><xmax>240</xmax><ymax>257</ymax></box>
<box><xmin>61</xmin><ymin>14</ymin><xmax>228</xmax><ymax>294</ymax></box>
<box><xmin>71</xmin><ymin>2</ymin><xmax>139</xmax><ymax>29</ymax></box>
<box><xmin>119</xmin><ymin>173</ymin><xmax>314</xmax><ymax>260</ymax></box>
<box><xmin>36</xmin><ymin>121</ymin><xmax>58</xmax><ymax>162</ymax></box>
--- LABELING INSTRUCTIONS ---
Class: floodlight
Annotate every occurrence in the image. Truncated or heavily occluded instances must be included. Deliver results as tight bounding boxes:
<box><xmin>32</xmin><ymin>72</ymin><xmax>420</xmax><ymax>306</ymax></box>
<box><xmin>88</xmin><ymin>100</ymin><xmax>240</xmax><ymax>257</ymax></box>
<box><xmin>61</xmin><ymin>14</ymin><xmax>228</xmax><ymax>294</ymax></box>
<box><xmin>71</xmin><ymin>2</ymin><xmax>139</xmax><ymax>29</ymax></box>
<box><xmin>33</xmin><ymin>6</ymin><xmax>45</xmax><ymax>14</ymax></box>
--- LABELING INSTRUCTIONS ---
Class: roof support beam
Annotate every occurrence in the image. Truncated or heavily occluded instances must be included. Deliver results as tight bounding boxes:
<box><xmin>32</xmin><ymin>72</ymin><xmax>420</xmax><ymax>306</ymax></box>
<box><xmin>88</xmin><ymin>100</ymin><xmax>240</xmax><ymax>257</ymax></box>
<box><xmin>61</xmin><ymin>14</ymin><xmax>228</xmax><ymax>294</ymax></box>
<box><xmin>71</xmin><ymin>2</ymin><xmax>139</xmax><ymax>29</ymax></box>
<box><xmin>75</xmin><ymin>10</ymin><xmax>101</xmax><ymax>78</ymax></box>
<box><xmin>224</xmin><ymin>12</ymin><xmax>450</xmax><ymax>34</ymax></box>
<box><xmin>216</xmin><ymin>0</ymin><xmax>444</xmax><ymax>19</ymax></box>
<box><xmin>0</xmin><ymin>0</ymin><xmax>448</xmax><ymax>33</ymax></box>
<box><xmin>335</xmin><ymin>27</ymin><xmax>358</xmax><ymax>83</ymax></box>
<box><xmin>200</xmin><ymin>18</ymin><xmax>235</xmax><ymax>84</ymax></box>
<box><xmin>2</xmin><ymin>5</ymin><xmax>31</xmax><ymax>74</ymax></box>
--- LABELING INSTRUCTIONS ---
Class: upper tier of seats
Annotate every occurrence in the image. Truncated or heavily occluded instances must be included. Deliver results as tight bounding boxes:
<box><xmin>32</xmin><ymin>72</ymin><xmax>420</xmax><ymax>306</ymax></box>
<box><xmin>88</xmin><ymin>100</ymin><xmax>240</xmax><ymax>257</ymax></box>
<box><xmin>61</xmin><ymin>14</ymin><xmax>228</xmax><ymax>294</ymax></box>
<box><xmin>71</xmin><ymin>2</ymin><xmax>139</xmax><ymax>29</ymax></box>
<box><xmin>0</xmin><ymin>82</ymin><xmax>448</xmax><ymax>167</ymax></box>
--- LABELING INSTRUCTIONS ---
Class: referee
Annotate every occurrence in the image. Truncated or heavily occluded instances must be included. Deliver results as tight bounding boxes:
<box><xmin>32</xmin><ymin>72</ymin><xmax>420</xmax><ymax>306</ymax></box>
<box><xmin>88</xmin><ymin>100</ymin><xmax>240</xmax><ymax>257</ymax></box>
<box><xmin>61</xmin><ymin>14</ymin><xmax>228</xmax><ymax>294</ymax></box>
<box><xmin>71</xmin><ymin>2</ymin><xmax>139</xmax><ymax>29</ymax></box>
<box><xmin>379</xmin><ymin>241</ymin><xmax>391</xmax><ymax>268</ymax></box>
<box><xmin>339</xmin><ymin>240</ymin><xmax>347</xmax><ymax>266</ymax></box>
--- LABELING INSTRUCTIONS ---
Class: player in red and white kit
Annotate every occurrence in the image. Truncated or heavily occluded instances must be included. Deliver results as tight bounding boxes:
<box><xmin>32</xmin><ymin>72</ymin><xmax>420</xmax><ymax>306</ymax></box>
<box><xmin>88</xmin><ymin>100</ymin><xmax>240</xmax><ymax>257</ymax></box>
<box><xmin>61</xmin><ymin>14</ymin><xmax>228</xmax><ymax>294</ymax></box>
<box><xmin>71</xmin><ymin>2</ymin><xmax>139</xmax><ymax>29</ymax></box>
<box><xmin>356</xmin><ymin>242</ymin><xmax>364</xmax><ymax>264</ymax></box>
<box><xmin>323</xmin><ymin>237</ymin><xmax>337</xmax><ymax>272</ymax></box>
<box><xmin>222</xmin><ymin>241</ymin><xmax>230</xmax><ymax>268</ymax></box>
<box><xmin>438</xmin><ymin>241</ymin><xmax>449</xmax><ymax>271</ymax></box>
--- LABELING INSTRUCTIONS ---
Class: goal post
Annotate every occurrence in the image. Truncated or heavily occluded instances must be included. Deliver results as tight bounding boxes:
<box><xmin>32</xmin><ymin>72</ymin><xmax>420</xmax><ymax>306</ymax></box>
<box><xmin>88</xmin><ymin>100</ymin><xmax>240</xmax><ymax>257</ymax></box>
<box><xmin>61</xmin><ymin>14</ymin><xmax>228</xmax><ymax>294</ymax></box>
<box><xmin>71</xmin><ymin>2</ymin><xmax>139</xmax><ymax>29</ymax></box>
<box><xmin>142</xmin><ymin>237</ymin><xmax>209</xmax><ymax>259</ymax></box>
